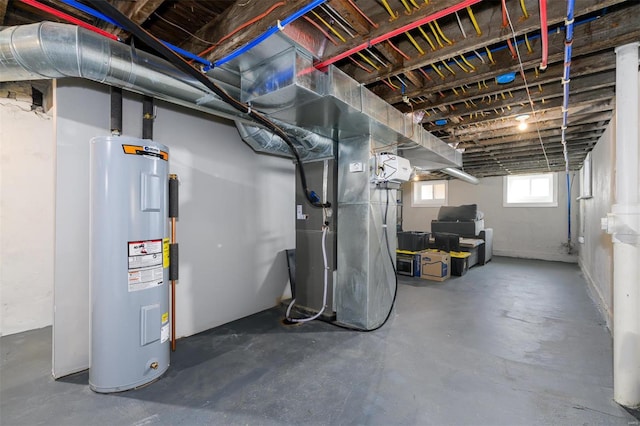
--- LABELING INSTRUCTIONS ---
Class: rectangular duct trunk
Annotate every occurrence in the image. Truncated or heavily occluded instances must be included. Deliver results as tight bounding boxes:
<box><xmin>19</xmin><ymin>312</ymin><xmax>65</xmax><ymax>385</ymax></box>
<box><xmin>336</xmin><ymin>134</ymin><xmax>397</xmax><ymax>329</ymax></box>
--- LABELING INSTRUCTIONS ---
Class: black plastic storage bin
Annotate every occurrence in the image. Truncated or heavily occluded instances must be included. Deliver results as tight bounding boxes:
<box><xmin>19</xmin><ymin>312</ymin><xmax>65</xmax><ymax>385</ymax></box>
<box><xmin>397</xmin><ymin>231</ymin><xmax>430</xmax><ymax>251</ymax></box>
<box><xmin>450</xmin><ymin>253</ymin><xmax>470</xmax><ymax>276</ymax></box>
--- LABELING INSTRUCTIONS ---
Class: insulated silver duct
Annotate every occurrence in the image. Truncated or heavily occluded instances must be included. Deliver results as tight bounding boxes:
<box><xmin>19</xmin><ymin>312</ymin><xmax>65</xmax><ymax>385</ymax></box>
<box><xmin>0</xmin><ymin>22</ymin><xmax>248</xmax><ymax>123</ymax></box>
<box><xmin>441</xmin><ymin>167</ymin><xmax>480</xmax><ymax>184</ymax></box>
<box><xmin>0</xmin><ymin>22</ymin><xmax>335</xmax><ymax>159</ymax></box>
<box><xmin>236</xmin><ymin>119</ymin><xmax>334</xmax><ymax>161</ymax></box>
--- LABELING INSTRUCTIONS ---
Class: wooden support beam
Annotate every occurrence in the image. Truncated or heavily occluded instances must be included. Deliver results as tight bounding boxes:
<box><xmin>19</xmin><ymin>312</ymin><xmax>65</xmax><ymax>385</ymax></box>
<box><xmin>0</xmin><ymin>0</ymin><xmax>8</xmax><ymax>26</ymax></box>
<box><xmin>422</xmin><ymin>71</ymin><xmax>615</xmax><ymax>123</ymax></box>
<box><xmin>463</xmin><ymin>141</ymin><xmax>597</xmax><ymax>162</ymax></box>
<box><xmin>396</xmin><ymin>53</ymin><xmax>616</xmax><ymax>114</ymax></box>
<box><xmin>432</xmin><ymin>88</ymin><xmax>614</xmax><ymax>134</ymax></box>
<box><xmin>464</xmin><ymin>152</ymin><xmax>590</xmax><ymax>167</ymax></box>
<box><xmin>179</xmin><ymin>0</ymin><xmax>318</xmax><ymax>63</ymax></box>
<box><xmin>447</xmin><ymin>110</ymin><xmax>613</xmax><ymax>144</ymax></box>
<box><xmin>110</xmin><ymin>0</ymin><xmax>165</xmax><ymax>38</ymax></box>
<box><xmin>379</xmin><ymin>6</ymin><xmax>640</xmax><ymax>104</ymax></box>
<box><xmin>461</xmin><ymin>129</ymin><xmax>605</xmax><ymax>151</ymax></box>
<box><xmin>327</xmin><ymin>0</ymin><xmax>372</xmax><ymax>35</ymax></box>
<box><xmin>350</xmin><ymin>0</ymin><xmax>629</xmax><ymax>85</ymax></box>
<box><xmin>464</xmin><ymin>160</ymin><xmax>585</xmax><ymax>175</ymax></box>
<box><xmin>463</xmin><ymin>137</ymin><xmax>602</xmax><ymax>155</ymax></box>
<box><xmin>320</xmin><ymin>0</ymin><xmax>476</xmax><ymax>60</ymax></box>
<box><xmin>466</xmin><ymin>152</ymin><xmax>587</xmax><ymax>167</ymax></box>
<box><xmin>372</xmin><ymin>41</ymin><xmax>404</xmax><ymax>68</ymax></box>
<box><xmin>401</xmin><ymin>70</ymin><xmax>423</xmax><ymax>89</ymax></box>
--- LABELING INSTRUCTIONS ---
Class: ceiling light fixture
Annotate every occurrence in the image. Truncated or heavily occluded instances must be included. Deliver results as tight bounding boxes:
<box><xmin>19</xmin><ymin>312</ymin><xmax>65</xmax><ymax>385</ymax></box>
<box><xmin>515</xmin><ymin>114</ymin><xmax>530</xmax><ymax>131</ymax></box>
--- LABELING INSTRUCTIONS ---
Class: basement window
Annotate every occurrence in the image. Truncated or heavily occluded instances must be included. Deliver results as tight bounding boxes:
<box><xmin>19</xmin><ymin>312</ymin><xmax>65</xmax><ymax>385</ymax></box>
<box><xmin>412</xmin><ymin>180</ymin><xmax>448</xmax><ymax>207</ymax></box>
<box><xmin>503</xmin><ymin>173</ymin><xmax>558</xmax><ymax>207</ymax></box>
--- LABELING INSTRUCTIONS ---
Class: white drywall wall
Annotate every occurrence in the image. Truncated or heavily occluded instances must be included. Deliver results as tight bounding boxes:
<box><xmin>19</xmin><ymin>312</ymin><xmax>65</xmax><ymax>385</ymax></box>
<box><xmin>53</xmin><ymin>80</ymin><xmax>109</xmax><ymax>376</ymax></box>
<box><xmin>0</xmin><ymin>97</ymin><xmax>55</xmax><ymax>336</ymax></box>
<box><xmin>154</xmin><ymin>102</ymin><xmax>295</xmax><ymax>337</ymax></box>
<box><xmin>578</xmin><ymin>122</ymin><xmax>615</xmax><ymax>329</ymax></box>
<box><xmin>402</xmin><ymin>173</ymin><xmax>579</xmax><ymax>262</ymax></box>
<box><xmin>53</xmin><ymin>80</ymin><xmax>294</xmax><ymax>377</ymax></box>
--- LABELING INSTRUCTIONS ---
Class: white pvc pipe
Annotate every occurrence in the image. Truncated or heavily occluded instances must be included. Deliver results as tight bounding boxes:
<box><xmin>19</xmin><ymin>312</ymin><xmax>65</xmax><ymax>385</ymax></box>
<box><xmin>613</xmin><ymin>42</ymin><xmax>640</xmax><ymax>408</ymax></box>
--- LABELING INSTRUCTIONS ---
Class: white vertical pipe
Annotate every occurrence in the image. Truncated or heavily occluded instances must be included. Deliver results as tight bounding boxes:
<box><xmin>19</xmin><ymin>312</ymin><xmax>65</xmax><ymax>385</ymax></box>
<box><xmin>613</xmin><ymin>42</ymin><xmax>640</xmax><ymax>408</ymax></box>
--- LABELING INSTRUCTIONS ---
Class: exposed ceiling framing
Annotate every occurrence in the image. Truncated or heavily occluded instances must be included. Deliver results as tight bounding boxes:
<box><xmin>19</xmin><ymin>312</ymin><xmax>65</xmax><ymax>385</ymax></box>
<box><xmin>2</xmin><ymin>0</ymin><xmax>638</xmax><ymax>178</ymax></box>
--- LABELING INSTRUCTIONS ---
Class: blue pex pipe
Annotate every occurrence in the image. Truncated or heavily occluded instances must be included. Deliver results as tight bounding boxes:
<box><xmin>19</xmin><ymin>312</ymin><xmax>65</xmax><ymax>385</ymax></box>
<box><xmin>211</xmin><ymin>0</ymin><xmax>328</xmax><ymax>69</ymax></box>
<box><xmin>59</xmin><ymin>0</ymin><xmax>213</xmax><ymax>67</ymax></box>
<box><xmin>561</xmin><ymin>0</ymin><xmax>576</xmax><ymax>243</ymax></box>
<box><xmin>59</xmin><ymin>0</ymin><xmax>119</xmax><ymax>26</ymax></box>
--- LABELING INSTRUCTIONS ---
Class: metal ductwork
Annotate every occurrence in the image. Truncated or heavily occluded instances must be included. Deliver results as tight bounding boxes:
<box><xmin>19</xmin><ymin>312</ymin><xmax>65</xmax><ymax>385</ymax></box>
<box><xmin>0</xmin><ymin>22</ymin><xmax>251</xmax><ymax>124</ymax></box>
<box><xmin>232</xmin><ymin>38</ymin><xmax>461</xmax><ymax>168</ymax></box>
<box><xmin>0</xmin><ymin>21</ymin><xmax>463</xmax><ymax>331</ymax></box>
<box><xmin>236</xmin><ymin>118</ymin><xmax>334</xmax><ymax>161</ymax></box>
<box><xmin>441</xmin><ymin>168</ymin><xmax>480</xmax><ymax>184</ymax></box>
<box><xmin>0</xmin><ymin>22</ymin><xmax>461</xmax><ymax>167</ymax></box>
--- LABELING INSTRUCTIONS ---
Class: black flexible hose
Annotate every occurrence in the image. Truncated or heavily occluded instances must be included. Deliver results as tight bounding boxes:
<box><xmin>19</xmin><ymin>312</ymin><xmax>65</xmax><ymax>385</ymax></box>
<box><xmin>92</xmin><ymin>0</ymin><xmax>329</xmax><ymax>208</ymax></box>
<box><xmin>319</xmin><ymin>187</ymin><xmax>398</xmax><ymax>332</ymax></box>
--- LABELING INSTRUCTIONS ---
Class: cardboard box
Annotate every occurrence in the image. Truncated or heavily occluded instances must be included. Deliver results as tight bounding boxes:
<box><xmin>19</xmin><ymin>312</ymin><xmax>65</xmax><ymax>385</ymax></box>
<box><xmin>420</xmin><ymin>250</ymin><xmax>450</xmax><ymax>282</ymax></box>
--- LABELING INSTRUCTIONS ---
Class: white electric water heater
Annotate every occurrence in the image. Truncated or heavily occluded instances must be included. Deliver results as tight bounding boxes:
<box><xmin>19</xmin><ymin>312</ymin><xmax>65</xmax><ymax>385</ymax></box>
<box><xmin>89</xmin><ymin>136</ymin><xmax>170</xmax><ymax>393</ymax></box>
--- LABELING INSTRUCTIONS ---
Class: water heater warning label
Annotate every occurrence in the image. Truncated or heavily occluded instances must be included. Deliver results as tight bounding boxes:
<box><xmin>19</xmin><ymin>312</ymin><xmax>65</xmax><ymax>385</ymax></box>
<box><xmin>128</xmin><ymin>239</ymin><xmax>163</xmax><ymax>292</ymax></box>
<box><xmin>161</xmin><ymin>323</ymin><xmax>169</xmax><ymax>343</ymax></box>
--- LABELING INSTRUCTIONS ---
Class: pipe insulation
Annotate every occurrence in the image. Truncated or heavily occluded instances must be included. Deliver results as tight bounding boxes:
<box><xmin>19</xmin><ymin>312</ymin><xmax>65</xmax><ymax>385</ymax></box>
<box><xmin>168</xmin><ymin>176</ymin><xmax>179</xmax><ymax>219</ymax></box>
<box><xmin>169</xmin><ymin>244</ymin><xmax>179</xmax><ymax>281</ymax></box>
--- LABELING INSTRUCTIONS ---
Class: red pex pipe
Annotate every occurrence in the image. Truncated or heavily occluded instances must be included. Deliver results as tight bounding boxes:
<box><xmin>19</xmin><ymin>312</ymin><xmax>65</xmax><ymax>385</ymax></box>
<box><xmin>539</xmin><ymin>0</ymin><xmax>548</xmax><ymax>69</ymax></box>
<box><xmin>314</xmin><ymin>0</ymin><xmax>483</xmax><ymax>70</ymax></box>
<box><xmin>20</xmin><ymin>0</ymin><xmax>120</xmax><ymax>42</ymax></box>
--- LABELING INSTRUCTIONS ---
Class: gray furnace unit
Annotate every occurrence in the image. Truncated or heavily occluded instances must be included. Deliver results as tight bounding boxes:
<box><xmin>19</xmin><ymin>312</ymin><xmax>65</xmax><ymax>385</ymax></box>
<box><xmin>89</xmin><ymin>136</ymin><xmax>170</xmax><ymax>393</ymax></box>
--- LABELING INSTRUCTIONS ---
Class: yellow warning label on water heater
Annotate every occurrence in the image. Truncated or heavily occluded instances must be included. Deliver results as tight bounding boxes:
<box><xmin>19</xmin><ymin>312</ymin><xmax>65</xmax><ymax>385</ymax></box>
<box><xmin>163</xmin><ymin>238</ymin><xmax>170</xmax><ymax>268</ymax></box>
<box><xmin>162</xmin><ymin>312</ymin><xmax>169</xmax><ymax>324</ymax></box>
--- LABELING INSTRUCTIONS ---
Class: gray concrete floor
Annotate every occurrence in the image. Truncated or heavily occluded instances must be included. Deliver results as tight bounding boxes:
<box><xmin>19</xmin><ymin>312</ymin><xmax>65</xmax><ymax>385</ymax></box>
<box><xmin>1</xmin><ymin>257</ymin><xmax>638</xmax><ymax>425</ymax></box>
